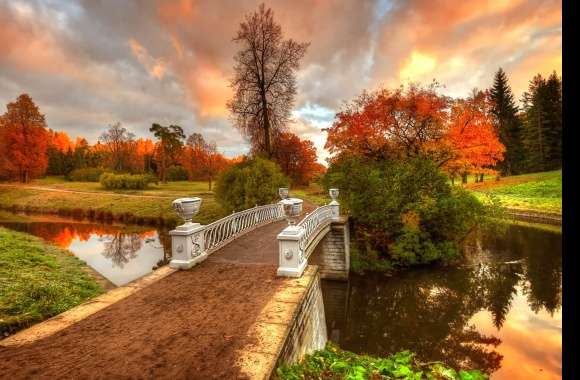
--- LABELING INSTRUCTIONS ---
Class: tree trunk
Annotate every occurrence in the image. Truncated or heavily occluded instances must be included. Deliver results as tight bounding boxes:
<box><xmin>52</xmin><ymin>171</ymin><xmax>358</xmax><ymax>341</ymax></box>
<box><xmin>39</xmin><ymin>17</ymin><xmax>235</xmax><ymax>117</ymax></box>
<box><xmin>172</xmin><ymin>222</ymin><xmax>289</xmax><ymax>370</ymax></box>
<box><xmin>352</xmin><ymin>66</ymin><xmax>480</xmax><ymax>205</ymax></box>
<box><xmin>461</xmin><ymin>173</ymin><xmax>468</xmax><ymax>184</ymax></box>
<box><xmin>479</xmin><ymin>173</ymin><xmax>484</xmax><ymax>182</ymax></box>
<box><xmin>208</xmin><ymin>175</ymin><xmax>212</xmax><ymax>191</ymax></box>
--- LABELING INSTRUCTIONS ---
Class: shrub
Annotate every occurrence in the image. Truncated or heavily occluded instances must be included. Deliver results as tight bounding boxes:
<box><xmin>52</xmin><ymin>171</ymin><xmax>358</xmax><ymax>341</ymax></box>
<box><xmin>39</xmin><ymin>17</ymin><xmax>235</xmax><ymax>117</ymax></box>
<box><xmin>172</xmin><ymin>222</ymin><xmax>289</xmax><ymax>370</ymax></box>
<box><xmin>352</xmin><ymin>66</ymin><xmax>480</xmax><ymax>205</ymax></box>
<box><xmin>215</xmin><ymin>157</ymin><xmax>289</xmax><ymax>211</ymax></box>
<box><xmin>166</xmin><ymin>165</ymin><xmax>189</xmax><ymax>181</ymax></box>
<box><xmin>99</xmin><ymin>173</ymin><xmax>155</xmax><ymax>190</ymax></box>
<box><xmin>66</xmin><ymin>168</ymin><xmax>104</xmax><ymax>182</ymax></box>
<box><xmin>324</xmin><ymin>155</ymin><xmax>495</xmax><ymax>268</ymax></box>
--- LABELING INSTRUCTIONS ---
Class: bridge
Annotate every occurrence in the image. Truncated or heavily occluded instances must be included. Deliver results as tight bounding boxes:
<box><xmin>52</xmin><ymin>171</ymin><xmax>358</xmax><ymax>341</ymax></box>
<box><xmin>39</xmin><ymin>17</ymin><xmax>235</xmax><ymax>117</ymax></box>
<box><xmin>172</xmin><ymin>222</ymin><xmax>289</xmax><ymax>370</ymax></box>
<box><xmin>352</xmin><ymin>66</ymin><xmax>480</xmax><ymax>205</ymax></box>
<box><xmin>0</xmin><ymin>189</ymin><xmax>350</xmax><ymax>379</ymax></box>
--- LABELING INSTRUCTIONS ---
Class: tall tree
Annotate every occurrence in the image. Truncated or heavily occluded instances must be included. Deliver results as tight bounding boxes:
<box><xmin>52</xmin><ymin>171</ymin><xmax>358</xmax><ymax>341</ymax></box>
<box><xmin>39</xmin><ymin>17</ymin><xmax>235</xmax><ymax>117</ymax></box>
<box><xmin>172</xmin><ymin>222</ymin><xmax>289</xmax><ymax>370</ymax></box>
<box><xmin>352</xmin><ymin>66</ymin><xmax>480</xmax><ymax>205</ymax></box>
<box><xmin>182</xmin><ymin>133</ymin><xmax>230</xmax><ymax>190</ymax></box>
<box><xmin>227</xmin><ymin>3</ymin><xmax>309</xmax><ymax>157</ymax></box>
<box><xmin>488</xmin><ymin>68</ymin><xmax>524</xmax><ymax>175</ymax></box>
<box><xmin>150</xmin><ymin>123</ymin><xmax>185</xmax><ymax>183</ymax></box>
<box><xmin>0</xmin><ymin>94</ymin><xmax>49</xmax><ymax>182</ymax></box>
<box><xmin>521</xmin><ymin>72</ymin><xmax>562</xmax><ymax>172</ymax></box>
<box><xmin>99</xmin><ymin>122</ymin><xmax>136</xmax><ymax>172</ymax></box>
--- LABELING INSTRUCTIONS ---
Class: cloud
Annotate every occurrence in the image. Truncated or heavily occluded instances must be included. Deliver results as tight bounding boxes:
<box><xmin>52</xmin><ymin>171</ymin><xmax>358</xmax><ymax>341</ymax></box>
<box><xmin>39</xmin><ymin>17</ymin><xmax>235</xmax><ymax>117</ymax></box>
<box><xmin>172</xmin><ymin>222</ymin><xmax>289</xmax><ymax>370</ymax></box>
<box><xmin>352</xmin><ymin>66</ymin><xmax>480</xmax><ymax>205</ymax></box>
<box><xmin>0</xmin><ymin>0</ymin><xmax>562</xmax><ymax>161</ymax></box>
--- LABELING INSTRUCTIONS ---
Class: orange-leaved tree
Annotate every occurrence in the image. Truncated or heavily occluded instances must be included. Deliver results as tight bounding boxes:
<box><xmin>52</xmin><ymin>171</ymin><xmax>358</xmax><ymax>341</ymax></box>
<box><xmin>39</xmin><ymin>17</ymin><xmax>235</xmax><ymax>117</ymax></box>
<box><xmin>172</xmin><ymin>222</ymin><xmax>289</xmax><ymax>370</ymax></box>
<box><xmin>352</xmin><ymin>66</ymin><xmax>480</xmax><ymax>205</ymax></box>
<box><xmin>272</xmin><ymin>132</ymin><xmax>319</xmax><ymax>185</ymax></box>
<box><xmin>0</xmin><ymin>94</ymin><xmax>49</xmax><ymax>182</ymax></box>
<box><xmin>181</xmin><ymin>133</ymin><xmax>231</xmax><ymax>190</ymax></box>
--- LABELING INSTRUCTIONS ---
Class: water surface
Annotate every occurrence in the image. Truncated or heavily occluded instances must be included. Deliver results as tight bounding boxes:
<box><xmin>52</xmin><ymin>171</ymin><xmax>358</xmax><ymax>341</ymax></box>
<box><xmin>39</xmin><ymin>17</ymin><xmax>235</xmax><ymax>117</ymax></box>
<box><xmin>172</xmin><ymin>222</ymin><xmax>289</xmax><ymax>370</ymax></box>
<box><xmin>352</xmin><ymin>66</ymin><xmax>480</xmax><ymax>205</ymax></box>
<box><xmin>322</xmin><ymin>224</ymin><xmax>562</xmax><ymax>379</ymax></box>
<box><xmin>0</xmin><ymin>212</ymin><xmax>170</xmax><ymax>286</ymax></box>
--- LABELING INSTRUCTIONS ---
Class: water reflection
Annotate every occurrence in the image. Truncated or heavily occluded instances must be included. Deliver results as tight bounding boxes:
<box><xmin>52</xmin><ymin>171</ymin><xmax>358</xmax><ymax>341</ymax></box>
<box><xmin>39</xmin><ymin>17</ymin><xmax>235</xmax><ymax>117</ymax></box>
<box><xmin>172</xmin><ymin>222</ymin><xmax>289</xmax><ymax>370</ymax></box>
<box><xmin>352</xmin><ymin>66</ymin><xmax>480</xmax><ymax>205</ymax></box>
<box><xmin>322</xmin><ymin>224</ymin><xmax>561</xmax><ymax>379</ymax></box>
<box><xmin>0</xmin><ymin>214</ymin><xmax>171</xmax><ymax>286</ymax></box>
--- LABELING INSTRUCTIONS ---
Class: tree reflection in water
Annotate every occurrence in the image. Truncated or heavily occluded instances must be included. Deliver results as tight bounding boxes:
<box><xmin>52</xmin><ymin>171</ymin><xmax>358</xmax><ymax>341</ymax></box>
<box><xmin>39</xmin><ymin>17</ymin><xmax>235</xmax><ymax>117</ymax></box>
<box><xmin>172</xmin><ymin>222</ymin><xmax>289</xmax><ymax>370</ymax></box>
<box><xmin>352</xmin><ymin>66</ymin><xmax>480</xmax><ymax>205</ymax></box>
<box><xmin>322</xmin><ymin>223</ymin><xmax>561</xmax><ymax>375</ymax></box>
<box><xmin>101</xmin><ymin>233</ymin><xmax>142</xmax><ymax>268</ymax></box>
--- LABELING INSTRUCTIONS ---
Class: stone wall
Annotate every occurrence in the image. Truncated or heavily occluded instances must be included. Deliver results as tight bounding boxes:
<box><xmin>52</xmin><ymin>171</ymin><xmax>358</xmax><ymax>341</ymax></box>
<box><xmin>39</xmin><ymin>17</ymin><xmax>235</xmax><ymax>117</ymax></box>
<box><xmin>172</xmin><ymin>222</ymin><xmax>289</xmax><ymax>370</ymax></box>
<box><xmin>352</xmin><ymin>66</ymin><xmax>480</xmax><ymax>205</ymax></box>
<box><xmin>310</xmin><ymin>218</ymin><xmax>350</xmax><ymax>281</ymax></box>
<box><xmin>274</xmin><ymin>267</ymin><xmax>328</xmax><ymax>370</ymax></box>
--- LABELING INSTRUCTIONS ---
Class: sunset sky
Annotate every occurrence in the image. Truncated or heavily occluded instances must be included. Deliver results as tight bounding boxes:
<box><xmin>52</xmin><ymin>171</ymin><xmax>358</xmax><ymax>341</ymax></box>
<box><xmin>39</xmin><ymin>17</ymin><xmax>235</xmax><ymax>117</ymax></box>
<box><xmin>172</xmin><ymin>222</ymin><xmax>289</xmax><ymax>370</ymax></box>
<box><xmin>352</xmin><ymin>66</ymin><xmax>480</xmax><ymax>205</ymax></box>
<box><xmin>0</xmin><ymin>0</ymin><xmax>562</xmax><ymax>162</ymax></box>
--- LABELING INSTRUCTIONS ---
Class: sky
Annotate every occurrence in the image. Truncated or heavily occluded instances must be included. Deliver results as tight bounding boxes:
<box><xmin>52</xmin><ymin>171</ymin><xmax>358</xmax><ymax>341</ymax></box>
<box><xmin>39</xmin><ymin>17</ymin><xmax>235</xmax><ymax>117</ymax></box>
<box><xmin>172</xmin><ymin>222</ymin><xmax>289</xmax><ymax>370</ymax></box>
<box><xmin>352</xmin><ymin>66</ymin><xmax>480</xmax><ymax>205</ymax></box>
<box><xmin>0</xmin><ymin>0</ymin><xmax>562</xmax><ymax>162</ymax></box>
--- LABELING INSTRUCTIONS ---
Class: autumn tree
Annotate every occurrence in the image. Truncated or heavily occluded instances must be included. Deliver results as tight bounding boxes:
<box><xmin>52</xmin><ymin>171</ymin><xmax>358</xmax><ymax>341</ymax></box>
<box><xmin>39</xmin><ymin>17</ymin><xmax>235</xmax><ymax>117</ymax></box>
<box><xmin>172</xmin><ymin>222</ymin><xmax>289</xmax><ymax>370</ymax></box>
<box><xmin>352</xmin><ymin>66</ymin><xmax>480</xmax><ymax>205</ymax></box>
<box><xmin>0</xmin><ymin>94</ymin><xmax>49</xmax><ymax>182</ymax></box>
<box><xmin>324</xmin><ymin>83</ymin><xmax>449</xmax><ymax>163</ymax></box>
<box><xmin>150</xmin><ymin>123</ymin><xmax>185</xmax><ymax>183</ymax></box>
<box><xmin>181</xmin><ymin>133</ymin><xmax>230</xmax><ymax>190</ymax></box>
<box><xmin>488</xmin><ymin>68</ymin><xmax>524</xmax><ymax>175</ymax></box>
<box><xmin>444</xmin><ymin>90</ymin><xmax>505</xmax><ymax>184</ymax></box>
<box><xmin>271</xmin><ymin>132</ymin><xmax>319</xmax><ymax>185</ymax></box>
<box><xmin>227</xmin><ymin>3</ymin><xmax>309</xmax><ymax>157</ymax></box>
<box><xmin>99</xmin><ymin>122</ymin><xmax>137</xmax><ymax>172</ymax></box>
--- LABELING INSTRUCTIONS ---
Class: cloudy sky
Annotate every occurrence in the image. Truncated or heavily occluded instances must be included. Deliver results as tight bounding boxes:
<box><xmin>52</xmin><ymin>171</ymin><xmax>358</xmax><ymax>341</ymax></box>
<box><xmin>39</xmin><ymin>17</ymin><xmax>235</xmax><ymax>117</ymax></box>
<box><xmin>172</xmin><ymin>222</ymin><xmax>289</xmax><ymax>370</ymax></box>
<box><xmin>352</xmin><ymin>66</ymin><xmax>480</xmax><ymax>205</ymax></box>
<box><xmin>0</xmin><ymin>0</ymin><xmax>562</xmax><ymax>162</ymax></box>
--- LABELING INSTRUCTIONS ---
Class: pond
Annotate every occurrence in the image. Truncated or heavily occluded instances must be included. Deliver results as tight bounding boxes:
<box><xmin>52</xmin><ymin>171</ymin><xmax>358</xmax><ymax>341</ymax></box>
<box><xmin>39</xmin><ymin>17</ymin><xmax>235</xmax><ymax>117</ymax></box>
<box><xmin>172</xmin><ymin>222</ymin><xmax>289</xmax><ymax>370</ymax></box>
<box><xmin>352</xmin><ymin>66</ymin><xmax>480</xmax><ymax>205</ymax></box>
<box><xmin>0</xmin><ymin>211</ymin><xmax>171</xmax><ymax>287</ymax></box>
<box><xmin>322</xmin><ymin>223</ymin><xmax>562</xmax><ymax>379</ymax></box>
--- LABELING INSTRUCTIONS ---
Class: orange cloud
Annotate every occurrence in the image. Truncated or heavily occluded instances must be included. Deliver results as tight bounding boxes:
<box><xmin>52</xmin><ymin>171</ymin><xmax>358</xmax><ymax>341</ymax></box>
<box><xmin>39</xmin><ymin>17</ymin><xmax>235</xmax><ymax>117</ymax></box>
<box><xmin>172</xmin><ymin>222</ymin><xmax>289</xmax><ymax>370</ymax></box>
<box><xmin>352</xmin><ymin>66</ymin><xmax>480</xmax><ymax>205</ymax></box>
<box><xmin>128</xmin><ymin>38</ymin><xmax>168</xmax><ymax>80</ymax></box>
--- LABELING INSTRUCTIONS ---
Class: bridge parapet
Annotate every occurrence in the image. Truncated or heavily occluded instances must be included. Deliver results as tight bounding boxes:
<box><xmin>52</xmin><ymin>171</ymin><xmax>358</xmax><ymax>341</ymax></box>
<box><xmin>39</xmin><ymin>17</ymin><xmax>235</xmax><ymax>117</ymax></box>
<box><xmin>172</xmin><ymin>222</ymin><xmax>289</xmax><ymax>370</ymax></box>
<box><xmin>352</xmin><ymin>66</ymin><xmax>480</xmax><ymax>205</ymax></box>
<box><xmin>278</xmin><ymin>189</ymin><xmax>346</xmax><ymax>278</ymax></box>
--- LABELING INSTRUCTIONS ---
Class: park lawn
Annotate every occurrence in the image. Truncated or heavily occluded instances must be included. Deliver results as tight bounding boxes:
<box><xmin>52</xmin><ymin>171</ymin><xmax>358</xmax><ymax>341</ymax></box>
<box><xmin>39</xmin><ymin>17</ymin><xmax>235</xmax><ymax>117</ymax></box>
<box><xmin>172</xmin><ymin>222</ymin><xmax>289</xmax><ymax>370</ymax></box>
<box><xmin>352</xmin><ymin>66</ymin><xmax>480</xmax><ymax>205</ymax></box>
<box><xmin>468</xmin><ymin>170</ymin><xmax>562</xmax><ymax>214</ymax></box>
<box><xmin>292</xmin><ymin>183</ymin><xmax>329</xmax><ymax>206</ymax></box>
<box><xmin>30</xmin><ymin>176</ymin><xmax>214</xmax><ymax>197</ymax></box>
<box><xmin>0</xmin><ymin>187</ymin><xmax>226</xmax><ymax>226</ymax></box>
<box><xmin>0</xmin><ymin>228</ymin><xmax>104</xmax><ymax>336</ymax></box>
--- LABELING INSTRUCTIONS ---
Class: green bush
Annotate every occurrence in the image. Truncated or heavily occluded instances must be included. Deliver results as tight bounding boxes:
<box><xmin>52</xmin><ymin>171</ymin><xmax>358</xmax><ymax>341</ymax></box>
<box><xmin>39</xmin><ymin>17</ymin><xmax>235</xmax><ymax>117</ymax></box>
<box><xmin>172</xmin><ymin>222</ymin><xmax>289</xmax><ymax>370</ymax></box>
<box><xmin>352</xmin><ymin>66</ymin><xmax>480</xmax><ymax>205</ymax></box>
<box><xmin>66</xmin><ymin>168</ymin><xmax>104</xmax><ymax>182</ymax></box>
<box><xmin>99</xmin><ymin>173</ymin><xmax>155</xmax><ymax>190</ymax></box>
<box><xmin>215</xmin><ymin>157</ymin><xmax>289</xmax><ymax>211</ymax></box>
<box><xmin>166</xmin><ymin>165</ymin><xmax>189</xmax><ymax>181</ymax></box>
<box><xmin>275</xmin><ymin>342</ymin><xmax>488</xmax><ymax>380</ymax></box>
<box><xmin>324</xmin><ymin>155</ymin><xmax>494</xmax><ymax>268</ymax></box>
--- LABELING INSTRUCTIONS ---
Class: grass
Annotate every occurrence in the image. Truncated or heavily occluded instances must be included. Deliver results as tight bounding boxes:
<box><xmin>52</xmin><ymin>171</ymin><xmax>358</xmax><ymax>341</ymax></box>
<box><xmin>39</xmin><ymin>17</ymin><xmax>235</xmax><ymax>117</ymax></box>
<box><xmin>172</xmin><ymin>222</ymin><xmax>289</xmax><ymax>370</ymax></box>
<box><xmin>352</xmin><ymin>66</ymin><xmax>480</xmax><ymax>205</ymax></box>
<box><xmin>465</xmin><ymin>170</ymin><xmax>562</xmax><ymax>214</ymax></box>
<box><xmin>0</xmin><ymin>177</ymin><xmax>227</xmax><ymax>226</ymax></box>
<box><xmin>0</xmin><ymin>227</ymin><xmax>104</xmax><ymax>336</ymax></box>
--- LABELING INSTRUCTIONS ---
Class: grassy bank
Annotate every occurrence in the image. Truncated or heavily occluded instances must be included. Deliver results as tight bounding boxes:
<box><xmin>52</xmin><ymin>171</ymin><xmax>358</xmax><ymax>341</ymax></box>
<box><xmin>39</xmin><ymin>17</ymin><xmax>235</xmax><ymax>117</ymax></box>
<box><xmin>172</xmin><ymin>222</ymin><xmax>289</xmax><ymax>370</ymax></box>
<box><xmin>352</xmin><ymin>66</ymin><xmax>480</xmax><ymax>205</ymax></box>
<box><xmin>466</xmin><ymin>170</ymin><xmax>562</xmax><ymax>214</ymax></box>
<box><xmin>275</xmin><ymin>342</ymin><xmax>487</xmax><ymax>380</ymax></box>
<box><xmin>0</xmin><ymin>178</ymin><xmax>227</xmax><ymax>226</ymax></box>
<box><xmin>0</xmin><ymin>228</ymin><xmax>104</xmax><ymax>336</ymax></box>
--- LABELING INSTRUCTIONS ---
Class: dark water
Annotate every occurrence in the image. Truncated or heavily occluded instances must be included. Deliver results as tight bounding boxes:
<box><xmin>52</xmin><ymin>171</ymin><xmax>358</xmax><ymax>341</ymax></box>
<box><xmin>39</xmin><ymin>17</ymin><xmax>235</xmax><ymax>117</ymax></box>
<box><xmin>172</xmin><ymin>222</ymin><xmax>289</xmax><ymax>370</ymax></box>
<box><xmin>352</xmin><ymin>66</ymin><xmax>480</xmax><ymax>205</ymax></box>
<box><xmin>321</xmin><ymin>224</ymin><xmax>562</xmax><ymax>380</ymax></box>
<box><xmin>0</xmin><ymin>212</ymin><xmax>171</xmax><ymax>286</ymax></box>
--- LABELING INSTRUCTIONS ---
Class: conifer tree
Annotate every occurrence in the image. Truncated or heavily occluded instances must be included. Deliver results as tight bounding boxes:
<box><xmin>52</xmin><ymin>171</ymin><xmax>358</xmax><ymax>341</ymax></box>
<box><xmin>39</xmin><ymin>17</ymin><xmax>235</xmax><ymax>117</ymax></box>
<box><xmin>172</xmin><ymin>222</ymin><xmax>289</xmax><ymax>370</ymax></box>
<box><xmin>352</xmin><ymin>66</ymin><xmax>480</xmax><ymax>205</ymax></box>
<box><xmin>489</xmin><ymin>68</ymin><xmax>524</xmax><ymax>175</ymax></box>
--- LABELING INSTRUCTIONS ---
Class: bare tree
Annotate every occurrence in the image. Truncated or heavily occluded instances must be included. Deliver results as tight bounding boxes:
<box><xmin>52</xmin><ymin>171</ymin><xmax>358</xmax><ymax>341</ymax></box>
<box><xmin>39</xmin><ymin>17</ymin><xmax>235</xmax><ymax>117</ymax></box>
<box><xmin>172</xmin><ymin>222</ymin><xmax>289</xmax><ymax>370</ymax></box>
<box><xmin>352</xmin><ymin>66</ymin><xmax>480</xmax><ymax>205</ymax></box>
<box><xmin>227</xmin><ymin>3</ymin><xmax>309</xmax><ymax>157</ymax></box>
<box><xmin>99</xmin><ymin>122</ymin><xmax>136</xmax><ymax>172</ymax></box>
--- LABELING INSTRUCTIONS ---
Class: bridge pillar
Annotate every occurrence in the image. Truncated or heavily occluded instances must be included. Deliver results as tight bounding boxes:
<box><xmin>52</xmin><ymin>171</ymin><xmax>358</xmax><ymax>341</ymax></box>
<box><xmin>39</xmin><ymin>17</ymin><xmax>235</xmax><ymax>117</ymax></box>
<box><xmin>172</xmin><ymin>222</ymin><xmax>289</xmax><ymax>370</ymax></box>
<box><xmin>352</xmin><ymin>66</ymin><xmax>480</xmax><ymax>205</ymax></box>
<box><xmin>277</xmin><ymin>226</ymin><xmax>308</xmax><ymax>278</ymax></box>
<box><xmin>169</xmin><ymin>223</ymin><xmax>207</xmax><ymax>269</ymax></box>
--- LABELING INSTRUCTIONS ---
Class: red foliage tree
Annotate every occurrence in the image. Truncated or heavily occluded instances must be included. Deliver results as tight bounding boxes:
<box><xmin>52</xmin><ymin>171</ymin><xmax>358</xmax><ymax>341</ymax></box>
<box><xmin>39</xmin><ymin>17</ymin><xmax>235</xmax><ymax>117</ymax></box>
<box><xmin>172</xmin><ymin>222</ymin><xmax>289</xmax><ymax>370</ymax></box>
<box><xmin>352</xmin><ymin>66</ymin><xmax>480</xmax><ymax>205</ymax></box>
<box><xmin>272</xmin><ymin>132</ymin><xmax>319</xmax><ymax>185</ymax></box>
<box><xmin>0</xmin><ymin>94</ymin><xmax>49</xmax><ymax>182</ymax></box>
<box><xmin>180</xmin><ymin>133</ymin><xmax>232</xmax><ymax>190</ymax></box>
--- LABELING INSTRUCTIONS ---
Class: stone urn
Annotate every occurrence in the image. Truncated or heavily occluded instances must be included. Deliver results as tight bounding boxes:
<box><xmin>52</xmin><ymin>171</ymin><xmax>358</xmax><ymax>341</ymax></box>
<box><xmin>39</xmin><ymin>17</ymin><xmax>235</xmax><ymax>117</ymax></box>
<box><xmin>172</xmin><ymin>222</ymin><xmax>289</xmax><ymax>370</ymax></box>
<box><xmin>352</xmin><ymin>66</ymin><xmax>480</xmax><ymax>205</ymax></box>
<box><xmin>172</xmin><ymin>197</ymin><xmax>202</xmax><ymax>226</ymax></box>
<box><xmin>329</xmin><ymin>188</ymin><xmax>339</xmax><ymax>204</ymax></box>
<box><xmin>280</xmin><ymin>198</ymin><xmax>303</xmax><ymax>226</ymax></box>
<box><xmin>278</xmin><ymin>187</ymin><xmax>289</xmax><ymax>200</ymax></box>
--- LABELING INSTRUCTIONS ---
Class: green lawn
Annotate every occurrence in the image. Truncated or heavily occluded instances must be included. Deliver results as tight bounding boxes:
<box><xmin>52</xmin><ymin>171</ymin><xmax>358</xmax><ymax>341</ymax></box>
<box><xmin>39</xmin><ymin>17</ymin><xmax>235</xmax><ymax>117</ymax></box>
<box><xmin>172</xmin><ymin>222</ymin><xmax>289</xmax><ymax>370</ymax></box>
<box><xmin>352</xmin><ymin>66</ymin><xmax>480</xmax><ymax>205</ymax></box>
<box><xmin>467</xmin><ymin>170</ymin><xmax>562</xmax><ymax>214</ymax></box>
<box><xmin>0</xmin><ymin>179</ymin><xmax>227</xmax><ymax>226</ymax></box>
<box><xmin>0</xmin><ymin>228</ymin><xmax>104</xmax><ymax>336</ymax></box>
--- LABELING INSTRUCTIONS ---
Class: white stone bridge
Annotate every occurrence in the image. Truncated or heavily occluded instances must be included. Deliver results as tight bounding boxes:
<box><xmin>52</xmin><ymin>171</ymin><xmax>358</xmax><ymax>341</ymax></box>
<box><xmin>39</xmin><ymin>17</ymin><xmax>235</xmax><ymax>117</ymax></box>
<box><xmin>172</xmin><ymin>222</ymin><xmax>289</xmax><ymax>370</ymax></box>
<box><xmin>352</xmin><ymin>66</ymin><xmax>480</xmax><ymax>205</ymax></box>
<box><xmin>169</xmin><ymin>188</ymin><xmax>350</xmax><ymax>280</ymax></box>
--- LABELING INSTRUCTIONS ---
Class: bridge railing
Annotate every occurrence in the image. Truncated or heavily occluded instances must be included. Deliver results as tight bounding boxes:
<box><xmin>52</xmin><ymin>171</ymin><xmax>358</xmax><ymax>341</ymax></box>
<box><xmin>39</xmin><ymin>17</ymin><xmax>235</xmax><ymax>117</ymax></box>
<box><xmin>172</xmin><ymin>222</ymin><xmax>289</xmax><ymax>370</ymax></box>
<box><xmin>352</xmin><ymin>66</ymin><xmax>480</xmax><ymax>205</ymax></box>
<box><xmin>169</xmin><ymin>202</ymin><xmax>284</xmax><ymax>269</ymax></box>
<box><xmin>277</xmin><ymin>189</ymin><xmax>340</xmax><ymax>277</ymax></box>
<box><xmin>204</xmin><ymin>203</ymin><xmax>284</xmax><ymax>253</ymax></box>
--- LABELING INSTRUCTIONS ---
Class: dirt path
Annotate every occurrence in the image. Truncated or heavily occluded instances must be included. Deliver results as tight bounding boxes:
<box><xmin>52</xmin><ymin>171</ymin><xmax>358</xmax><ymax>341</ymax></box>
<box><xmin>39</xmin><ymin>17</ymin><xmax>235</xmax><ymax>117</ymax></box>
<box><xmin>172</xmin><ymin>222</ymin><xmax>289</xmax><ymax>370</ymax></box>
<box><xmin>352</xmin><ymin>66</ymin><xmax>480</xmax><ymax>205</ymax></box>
<box><xmin>0</xmin><ymin>183</ymin><xmax>175</xmax><ymax>199</ymax></box>
<box><xmin>0</xmin><ymin>201</ymin><xmax>319</xmax><ymax>379</ymax></box>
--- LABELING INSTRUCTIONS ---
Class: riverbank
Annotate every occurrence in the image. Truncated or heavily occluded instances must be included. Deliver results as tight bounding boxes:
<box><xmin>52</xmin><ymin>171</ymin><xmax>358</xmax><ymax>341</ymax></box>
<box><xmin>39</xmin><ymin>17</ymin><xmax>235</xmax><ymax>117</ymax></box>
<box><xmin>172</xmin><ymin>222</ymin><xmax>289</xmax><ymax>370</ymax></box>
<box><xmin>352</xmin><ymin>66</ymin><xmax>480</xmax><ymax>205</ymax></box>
<box><xmin>0</xmin><ymin>228</ymin><xmax>104</xmax><ymax>336</ymax></box>
<box><xmin>466</xmin><ymin>169</ymin><xmax>562</xmax><ymax>216</ymax></box>
<box><xmin>0</xmin><ymin>178</ymin><xmax>227</xmax><ymax>226</ymax></box>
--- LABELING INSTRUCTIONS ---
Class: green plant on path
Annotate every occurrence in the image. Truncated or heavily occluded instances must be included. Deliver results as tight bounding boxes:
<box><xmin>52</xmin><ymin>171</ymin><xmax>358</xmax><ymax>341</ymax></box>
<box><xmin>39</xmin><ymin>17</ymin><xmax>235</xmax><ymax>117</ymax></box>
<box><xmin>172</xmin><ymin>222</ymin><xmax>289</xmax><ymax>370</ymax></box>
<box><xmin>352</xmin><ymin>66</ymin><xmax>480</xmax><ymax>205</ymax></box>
<box><xmin>275</xmin><ymin>342</ymin><xmax>488</xmax><ymax>380</ymax></box>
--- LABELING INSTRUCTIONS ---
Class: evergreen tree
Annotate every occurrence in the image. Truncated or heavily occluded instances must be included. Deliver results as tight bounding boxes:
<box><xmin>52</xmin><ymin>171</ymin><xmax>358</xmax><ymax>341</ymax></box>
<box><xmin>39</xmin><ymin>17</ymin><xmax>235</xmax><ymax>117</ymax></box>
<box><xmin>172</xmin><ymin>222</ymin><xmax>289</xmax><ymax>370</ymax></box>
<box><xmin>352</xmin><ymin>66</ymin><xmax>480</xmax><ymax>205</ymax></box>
<box><xmin>521</xmin><ymin>72</ymin><xmax>562</xmax><ymax>172</ymax></box>
<box><xmin>489</xmin><ymin>68</ymin><xmax>524</xmax><ymax>175</ymax></box>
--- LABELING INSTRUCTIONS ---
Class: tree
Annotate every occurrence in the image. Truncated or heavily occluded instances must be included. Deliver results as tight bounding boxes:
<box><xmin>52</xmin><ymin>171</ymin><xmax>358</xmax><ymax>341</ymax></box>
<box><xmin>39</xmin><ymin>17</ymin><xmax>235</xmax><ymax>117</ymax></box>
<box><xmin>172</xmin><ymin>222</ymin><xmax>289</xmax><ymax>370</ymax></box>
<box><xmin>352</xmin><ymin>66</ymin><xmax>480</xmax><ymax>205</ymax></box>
<box><xmin>99</xmin><ymin>122</ymin><xmax>136</xmax><ymax>172</ymax></box>
<box><xmin>324</xmin><ymin>83</ymin><xmax>449</xmax><ymax>163</ymax></box>
<box><xmin>520</xmin><ymin>72</ymin><xmax>562</xmax><ymax>172</ymax></box>
<box><xmin>149</xmin><ymin>123</ymin><xmax>185</xmax><ymax>183</ymax></box>
<box><xmin>488</xmin><ymin>68</ymin><xmax>524</xmax><ymax>175</ymax></box>
<box><xmin>271</xmin><ymin>132</ymin><xmax>319</xmax><ymax>185</ymax></box>
<box><xmin>227</xmin><ymin>3</ymin><xmax>309</xmax><ymax>157</ymax></box>
<box><xmin>444</xmin><ymin>90</ymin><xmax>505</xmax><ymax>183</ymax></box>
<box><xmin>181</xmin><ymin>133</ymin><xmax>230</xmax><ymax>190</ymax></box>
<box><xmin>0</xmin><ymin>94</ymin><xmax>49</xmax><ymax>182</ymax></box>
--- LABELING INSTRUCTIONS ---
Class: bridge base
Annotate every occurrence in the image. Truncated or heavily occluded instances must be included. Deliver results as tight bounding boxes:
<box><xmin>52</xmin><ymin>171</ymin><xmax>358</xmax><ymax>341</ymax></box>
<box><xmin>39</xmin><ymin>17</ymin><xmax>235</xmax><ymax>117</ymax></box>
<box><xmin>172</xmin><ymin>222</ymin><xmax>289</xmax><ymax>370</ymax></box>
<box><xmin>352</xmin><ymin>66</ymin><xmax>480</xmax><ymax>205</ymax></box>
<box><xmin>310</xmin><ymin>218</ymin><xmax>350</xmax><ymax>281</ymax></box>
<box><xmin>277</xmin><ymin>260</ymin><xmax>307</xmax><ymax>278</ymax></box>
